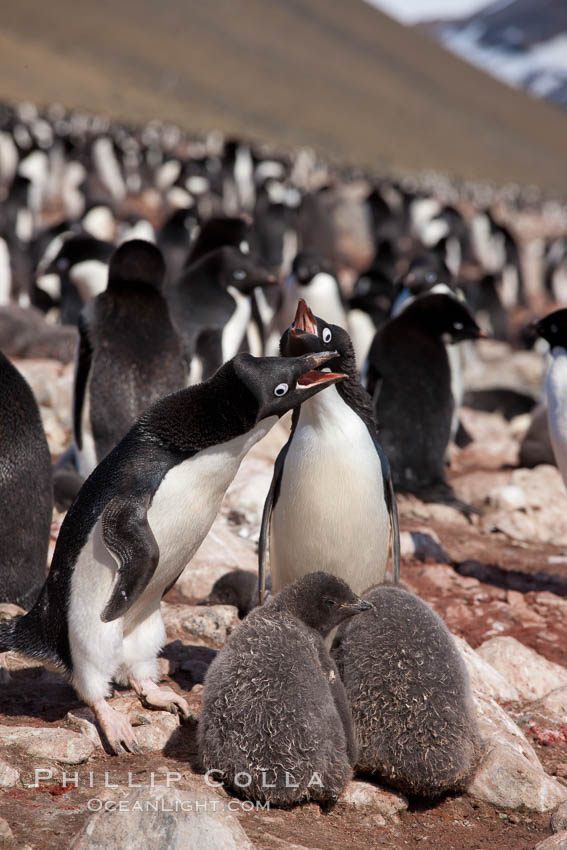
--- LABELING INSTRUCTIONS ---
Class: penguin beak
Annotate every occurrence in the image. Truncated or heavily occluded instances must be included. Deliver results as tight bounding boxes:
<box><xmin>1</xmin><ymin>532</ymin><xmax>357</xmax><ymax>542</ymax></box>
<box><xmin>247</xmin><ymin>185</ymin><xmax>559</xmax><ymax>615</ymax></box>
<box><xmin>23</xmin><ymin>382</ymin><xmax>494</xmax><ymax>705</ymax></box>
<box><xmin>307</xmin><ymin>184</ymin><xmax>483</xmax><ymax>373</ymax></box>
<box><xmin>296</xmin><ymin>350</ymin><xmax>347</xmax><ymax>389</ymax></box>
<box><xmin>477</xmin><ymin>328</ymin><xmax>489</xmax><ymax>339</ymax></box>
<box><xmin>291</xmin><ymin>299</ymin><xmax>318</xmax><ymax>336</ymax></box>
<box><xmin>341</xmin><ymin>599</ymin><xmax>374</xmax><ymax>613</ymax></box>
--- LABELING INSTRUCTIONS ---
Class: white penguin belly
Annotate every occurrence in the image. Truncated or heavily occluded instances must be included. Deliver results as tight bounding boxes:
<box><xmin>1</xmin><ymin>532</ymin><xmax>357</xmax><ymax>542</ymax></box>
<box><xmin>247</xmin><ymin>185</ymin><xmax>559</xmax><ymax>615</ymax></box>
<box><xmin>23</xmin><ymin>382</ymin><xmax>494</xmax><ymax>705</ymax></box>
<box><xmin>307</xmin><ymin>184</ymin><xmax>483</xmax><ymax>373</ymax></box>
<box><xmin>270</xmin><ymin>387</ymin><xmax>389</xmax><ymax>595</ymax></box>
<box><xmin>298</xmin><ymin>274</ymin><xmax>346</xmax><ymax>328</ymax></box>
<box><xmin>69</xmin><ymin>417</ymin><xmax>278</xmax><ymax>652</ymax></box>
<box><xmin>545</xmin><ymin>348</ymin><xmax>567</xmax><ymax>489</ymax></box>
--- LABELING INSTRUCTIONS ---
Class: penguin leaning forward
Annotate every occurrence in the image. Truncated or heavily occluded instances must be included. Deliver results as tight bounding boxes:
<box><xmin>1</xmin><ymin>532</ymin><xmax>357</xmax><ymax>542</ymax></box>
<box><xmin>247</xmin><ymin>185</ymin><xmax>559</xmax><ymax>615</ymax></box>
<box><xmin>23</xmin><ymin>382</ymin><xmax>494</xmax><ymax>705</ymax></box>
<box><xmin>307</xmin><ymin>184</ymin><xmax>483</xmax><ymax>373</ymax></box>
<box><xmin>0</xmin><ymin>350</ymin><xmax>346</xmax><ymax>755</ymax></box>
<box><xmin>259</xmin><ymin>299</ymin><xmax>399</xmax><ymax>602</ymax></box>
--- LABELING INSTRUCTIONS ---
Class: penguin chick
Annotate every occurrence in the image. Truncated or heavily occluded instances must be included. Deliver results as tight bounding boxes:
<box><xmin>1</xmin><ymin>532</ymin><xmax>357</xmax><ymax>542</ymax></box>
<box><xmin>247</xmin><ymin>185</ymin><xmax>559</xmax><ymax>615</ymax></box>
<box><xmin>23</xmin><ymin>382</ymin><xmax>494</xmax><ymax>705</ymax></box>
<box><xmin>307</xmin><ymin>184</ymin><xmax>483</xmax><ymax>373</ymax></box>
<box><xmin>260</xmin><ymin>298</ymin><xmax>399</xmax><ymax>602</ymax></box>
<box><xmin>0</xmin><ymin>351</ymin><xmax>346</xmax><ymax>755</ymax></box>
<box><xmin>198</xmin><ymin>569</ymin><xmax>271</xmax><ymax>619</ymax></box>
<box><xmin>332</xmin><ymin>585</ymin><xmax>482</xmax><ymax>798</ymax></box>
<box><xmin>534</xmin><ymin>309</ymin><xmax>567</xmax><ymax>489</ymax></box>
<box><xmin>0</xmin><ymin>350</ymin><xmax>52</xmax><ymax>608</ymax></box>
<box><xmin>73</xmin><ymin>239</ymin><xmax>186</xmax><ymax>478</ymax></box>
<box><xmin>199</xmin><ymin>572</ymin><xmax>373</xmax><ymax>807</ymax></box>
<box><xmin>365</xmin><ymin>293</ymin><xmax>484</xmax><ymax>506</ymax></box>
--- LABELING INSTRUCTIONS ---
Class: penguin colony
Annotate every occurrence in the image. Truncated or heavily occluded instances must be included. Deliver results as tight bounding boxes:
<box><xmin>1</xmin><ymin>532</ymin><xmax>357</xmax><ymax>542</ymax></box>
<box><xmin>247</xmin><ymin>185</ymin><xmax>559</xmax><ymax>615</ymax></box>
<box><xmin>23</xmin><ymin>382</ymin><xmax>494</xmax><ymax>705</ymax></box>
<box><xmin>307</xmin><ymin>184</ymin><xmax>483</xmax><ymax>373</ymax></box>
<box><xmin>0</xmin><ymin>100</ymin><xmax>565</xmax><ymax>810</ymax></box>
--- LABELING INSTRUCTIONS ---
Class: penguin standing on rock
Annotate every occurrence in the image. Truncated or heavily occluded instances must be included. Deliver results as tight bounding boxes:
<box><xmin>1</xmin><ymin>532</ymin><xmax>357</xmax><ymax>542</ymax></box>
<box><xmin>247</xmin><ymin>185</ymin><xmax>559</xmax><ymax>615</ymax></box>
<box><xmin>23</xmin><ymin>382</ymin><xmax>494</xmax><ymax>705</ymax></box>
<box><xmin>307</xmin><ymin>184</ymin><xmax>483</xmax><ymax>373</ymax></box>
<box><xmin>534</xmin><ymin>309</ymin><xmax>567</xmax><ymax>489</ymax></box>
<box><xmin>0</xmin><ymin>351</ymin><xmax>345</xmax><ymax>754</ymax></box>
<box><xmin>365</xmin><ymin>293</ymin><xmax>485</xmax><ymax>511</ymax></box>
<box><xmin>259</xmin><ymin>299</ymin><xmax>399</xmax><ymax>601</ymax></box>
<box><xmin>199</xmin><ymin>572</ymin><xmax>373</xmax><ymax>807</ymax></box>
<box><xmin>0</xmin><ymin>351</ymin><xmax>52</xmax><ymax>609</ymax></box>
<box><xmin>332</xmin><ymin>584</ymin><xmax>482</xmax><ymax>798</ymax></box>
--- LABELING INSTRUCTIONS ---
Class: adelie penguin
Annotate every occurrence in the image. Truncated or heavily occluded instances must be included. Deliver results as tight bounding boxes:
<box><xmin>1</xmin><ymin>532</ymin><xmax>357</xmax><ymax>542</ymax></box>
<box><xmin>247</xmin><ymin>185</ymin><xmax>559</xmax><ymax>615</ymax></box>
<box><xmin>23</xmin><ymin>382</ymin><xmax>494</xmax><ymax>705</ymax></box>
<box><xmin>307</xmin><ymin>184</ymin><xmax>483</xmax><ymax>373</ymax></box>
<box><xmin>199</xmin><ymin>572</ymin><xmax>372</xmax><ymax>807</ymax></box>
<box><xmin>0</xmin><ymin>351</ymin><xmax>345</xmax><ymax>754</ymax></box>
<box><xmin>0</xmin><ymin>351</ymin><xmax>52</xmax><ymax>609</ymax></box>
<box><xmin>259</xmin><ymin>299</ymin><xmax>399</xmax><ymax>601</ymax></box>
<box><xmin>533</xmin><ymin>309</ymin><xmax>567</xmax><ymax>490</ymax></box>
<box><xmin>332</xmin><ymin>584</ymin><xmax>482</xmax><ymax>798</ymax></box>
<box><xmin>168</xmin><ymin>245</ymin><xmax>276</xmax><ymax>382</ymax></box>
<box><xmin>365</xmin><ymin>293</ymin><xmax>485</xmax><ymax>512</ymax></box>
<box><xmin>72</xmin><ymin>240</ymin><xmax>186</xmax><ymax>478</ymax></box>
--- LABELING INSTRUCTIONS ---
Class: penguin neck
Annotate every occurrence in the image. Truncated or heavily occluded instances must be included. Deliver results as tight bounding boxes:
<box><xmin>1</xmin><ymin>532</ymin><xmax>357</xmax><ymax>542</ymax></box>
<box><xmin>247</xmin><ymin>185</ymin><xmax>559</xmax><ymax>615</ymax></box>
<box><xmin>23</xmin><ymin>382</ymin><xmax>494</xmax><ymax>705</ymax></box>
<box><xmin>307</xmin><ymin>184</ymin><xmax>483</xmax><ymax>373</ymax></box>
<box><xmin>297</xmin><ymin>383</ymin><xmax>349</xmax><ymax>429</ymax></box>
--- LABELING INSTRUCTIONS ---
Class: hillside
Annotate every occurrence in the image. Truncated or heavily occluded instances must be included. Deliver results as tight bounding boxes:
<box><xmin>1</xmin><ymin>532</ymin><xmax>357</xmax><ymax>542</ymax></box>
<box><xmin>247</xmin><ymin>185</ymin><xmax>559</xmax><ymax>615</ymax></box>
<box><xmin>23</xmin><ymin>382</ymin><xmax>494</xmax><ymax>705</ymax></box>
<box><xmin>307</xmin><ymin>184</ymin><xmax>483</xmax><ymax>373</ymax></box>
<box><xmin>2</xmin><ymin>0</ymin><xmax>567</xmax><ymax>192</ymax></box>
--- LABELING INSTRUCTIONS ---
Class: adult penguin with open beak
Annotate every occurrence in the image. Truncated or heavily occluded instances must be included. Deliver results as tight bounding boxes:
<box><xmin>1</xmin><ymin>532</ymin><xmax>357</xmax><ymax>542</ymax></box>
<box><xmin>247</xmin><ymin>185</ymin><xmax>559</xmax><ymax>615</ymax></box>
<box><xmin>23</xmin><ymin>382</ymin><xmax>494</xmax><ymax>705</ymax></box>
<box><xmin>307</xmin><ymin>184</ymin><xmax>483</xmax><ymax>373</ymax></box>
<box><xmin>259</xmin><ymin>299</ymin><xmax>400</xmax><ymax>604</ymax></box>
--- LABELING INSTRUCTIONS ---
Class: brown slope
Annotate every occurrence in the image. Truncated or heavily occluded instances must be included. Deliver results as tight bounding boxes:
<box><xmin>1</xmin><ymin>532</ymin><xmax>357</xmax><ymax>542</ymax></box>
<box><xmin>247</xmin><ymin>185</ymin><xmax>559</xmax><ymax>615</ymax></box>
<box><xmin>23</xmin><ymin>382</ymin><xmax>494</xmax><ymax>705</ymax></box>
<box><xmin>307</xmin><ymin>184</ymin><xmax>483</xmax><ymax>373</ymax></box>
<box><xmin>1</xmin><ymin>0</ymin><xmax>567</xmax><ymax>193</ymax></box>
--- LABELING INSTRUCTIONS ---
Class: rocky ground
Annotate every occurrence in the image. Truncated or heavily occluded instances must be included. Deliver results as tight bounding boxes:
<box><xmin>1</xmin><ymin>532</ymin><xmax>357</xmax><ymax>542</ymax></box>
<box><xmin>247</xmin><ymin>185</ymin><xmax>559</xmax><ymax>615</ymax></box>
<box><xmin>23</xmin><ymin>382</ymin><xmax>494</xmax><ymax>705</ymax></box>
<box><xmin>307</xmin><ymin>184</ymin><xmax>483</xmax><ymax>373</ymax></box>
<box><xmin>2</xmin><ymin>340</ymin><xmax>567</xmax><ymax>849</ymax></box>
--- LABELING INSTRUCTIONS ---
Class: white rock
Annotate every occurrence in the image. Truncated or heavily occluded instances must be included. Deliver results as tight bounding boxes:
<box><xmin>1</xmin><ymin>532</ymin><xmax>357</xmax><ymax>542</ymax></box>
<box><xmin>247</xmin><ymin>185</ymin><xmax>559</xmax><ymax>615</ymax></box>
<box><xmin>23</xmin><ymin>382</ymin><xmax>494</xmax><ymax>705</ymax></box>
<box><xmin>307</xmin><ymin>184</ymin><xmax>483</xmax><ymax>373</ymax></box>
<box><xmin>467</xmin><ymin>694</ymin><xmax>567</xmax><ymax>811</ymax></box>
<box><xmin>533</xmin><ymin>688</ymin><xmax>567</xmax><ymax>724</ymax></box>
<box><xmin>477</xmin><ymin>637</ymin><xmax>567</xmax><ymax>700</ymax></box>
<box><xmin>488</xmin><ymin>484</ymin><xmax>527</xmax><ymax>511</ymax></box>
<box><xmin>551</xmin><ymin>801</ymin><xmax>567</xmax><ymax>833</ymax></box>
<box><xmin>0</xmin><ymin>817</ymin><xmax>14</xmax><ymax>845</ymax></box>
<box><xmin>534</xmin><ymin>831</ymin><xmax>567</xmax><ymax>849</ymax></box>
<box><xmin>0</xmin><ymin>725</ymin><xmax>94</xmax><ymax>764</ymax></box>
<box><xmin>340</xmin><ymin>780</ymin><xmax>407</xmax><ymax>816</ymax></box>
<box><xmin>0</xmin><ymin>758</ymin><xmax>20</xmax><ymax>788</ymax></box>
<box><xmin>180</xmin><ymin>605</ymin><xmax>240</xmax><ymax>645</ymax></box>
<box><xmin>69</xmin><ymin>785</ymin><xmax>254</xmax><ymax>850</ymax></box>
<box><xmin>454</xmin><ymin>636</ymin><xmax>520</xmax><ymax>703</ymax></box>
<box><xmin>468</xmin><ymin>742</ymin><xmax>567</xmax><ymax>812</ymax></box>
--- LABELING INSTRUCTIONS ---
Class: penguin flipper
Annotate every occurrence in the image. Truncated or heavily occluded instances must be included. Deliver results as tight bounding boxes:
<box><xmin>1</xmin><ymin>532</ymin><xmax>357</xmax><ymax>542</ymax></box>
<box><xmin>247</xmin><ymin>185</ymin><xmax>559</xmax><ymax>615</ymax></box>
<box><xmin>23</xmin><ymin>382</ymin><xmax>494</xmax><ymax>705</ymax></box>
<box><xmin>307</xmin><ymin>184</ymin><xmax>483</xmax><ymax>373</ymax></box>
<box><xmin>367</xmin><ymin>428</ymin><xmax>400</xmax><ymax>584</ymax></box>
<box><xmin>100</xmin><ymin>493</ymin><xmax>160</xmax><ymax>622</ymax></box>
<box><xmin>73</xmin><ymin>310</ymin><xmax>93</xmax><ymax>451</ymax></box>
<box><xmin>258</xmin><ymin>441</ymin><xmax>289</xmax><ymax>606</ymax></box>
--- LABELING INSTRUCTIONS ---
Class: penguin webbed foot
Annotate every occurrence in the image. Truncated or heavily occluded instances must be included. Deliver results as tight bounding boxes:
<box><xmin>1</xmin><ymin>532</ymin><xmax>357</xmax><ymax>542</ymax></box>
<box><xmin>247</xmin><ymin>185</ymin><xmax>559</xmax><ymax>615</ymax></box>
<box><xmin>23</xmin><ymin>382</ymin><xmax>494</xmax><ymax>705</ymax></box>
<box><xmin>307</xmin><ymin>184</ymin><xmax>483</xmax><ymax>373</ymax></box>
<box><xmin>93</xmin><ymin>699</ymin><xmax>142</xmax><ymax>756</ymax></box>
<box><xmin>132</xmin><ymin>678</ymin><xmax>191</xmax><ymax>720</ymax></box>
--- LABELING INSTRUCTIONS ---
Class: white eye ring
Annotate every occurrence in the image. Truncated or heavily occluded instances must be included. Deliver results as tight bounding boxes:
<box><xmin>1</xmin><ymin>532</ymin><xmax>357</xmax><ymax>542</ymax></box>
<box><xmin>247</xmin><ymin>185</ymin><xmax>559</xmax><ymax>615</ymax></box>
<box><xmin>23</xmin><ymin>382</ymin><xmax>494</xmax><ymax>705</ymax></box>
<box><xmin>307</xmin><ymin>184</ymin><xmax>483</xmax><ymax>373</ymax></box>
<box><xmin>453</xmin><ymin>322</ymin><xmax>464</xmax><ymax>331</ymax></box>
<box><xmin>322</xmin><ymin>327</ymin><xmax>332</xmax><ymax>343</ymax></box>
<box><xmin>274</xmin><ymin>383</ymin><xmax>289</xmax><ymax>397</ymax></box>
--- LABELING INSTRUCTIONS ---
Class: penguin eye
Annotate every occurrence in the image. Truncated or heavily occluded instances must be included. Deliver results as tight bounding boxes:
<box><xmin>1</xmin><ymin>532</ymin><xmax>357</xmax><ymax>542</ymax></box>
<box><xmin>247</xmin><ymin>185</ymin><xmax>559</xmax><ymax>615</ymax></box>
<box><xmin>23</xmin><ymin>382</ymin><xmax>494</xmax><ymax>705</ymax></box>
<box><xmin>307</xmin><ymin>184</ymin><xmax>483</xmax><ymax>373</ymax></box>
<box><xmin>453</xmin><ymin>322</ymin><xmax>464</xmax><ymax>331</ymax></box>
<box><xmin>233</xmin><ymin>269</ymin><xmax>246</xmax><ymax>281</ymax></box>
<box><xmin>274</xmin><ymin>383</ymin><xmax>289</xmax><ymax>397</ymax></box>
<box><xmin>239</xmin><ymin>240</ymin><xmax>250</xmax><ymax>254</ymax></box>
<box><xmin>324</xmin><ymin>598</ymin><xmax>337</xmax><ymax>608</ymax></box>
<box><xmin>551</xmin><ymin>323</ymin><xmax>558</xmax><ymax>334</ymax></box>
<box><xmin>322</xmin><ymin>328</ymin><xmax>332</xmax><ymax>344</ymax></box>
<box><xmin>426</xmin><ymin>272</ymin><xmax>437</xmax><ymax>284</ymax></box>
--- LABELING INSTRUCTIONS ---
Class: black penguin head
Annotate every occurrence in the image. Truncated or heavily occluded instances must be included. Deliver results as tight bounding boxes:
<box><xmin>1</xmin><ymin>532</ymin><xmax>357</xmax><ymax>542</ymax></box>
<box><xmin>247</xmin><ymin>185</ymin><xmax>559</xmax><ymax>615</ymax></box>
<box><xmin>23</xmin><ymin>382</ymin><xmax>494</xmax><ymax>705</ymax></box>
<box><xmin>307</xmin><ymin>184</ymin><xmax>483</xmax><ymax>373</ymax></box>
<box><xmin>45</xmin><ymin>235</ymin><xmax>114</xmax><ymax>275</ymax></box>
<box><xmin>231</xmin><ymin>351</ymin><xmax>347</xmax><ymax>421</ymax></box>
<box><xmin>401</xmin><ymin>254</ymin><xmax>452</xmax><ymax>295</ymax></box>
<box><xmin>403</xmin><ymin>293</ymin><xmax>486</xmax><ymax>343</ymax></box>
<box><xmin>107</xmin><ymin>240</ymin><xmax>166</xmax><ymax>292</ymax></box>
<box><xmin>218</xmin><ymin>246</ymin><xmax>277</xmax><ymax>294</ymax></box>
<box><xmin>280</xmin><ymin>299</ymin><xmax>355</xmax><ymax>377</ymax></box>
<box><xmin>187</xmin><ymin>215</ymin><xmax>251</xmax><ymax>265</ymax></box>
<box><xmin>273</xmin><ymin>572</ymin><xmax>373</xmax><ymax>636</ymax></box>
<box><xmin>535</xmin><ymin>309</ymin><xmax>567</xmax><ymax>350</ymax></box>
<box><xmin>197</xmin><ymin>569</ymin><xmax>260</xmax><ymax>619</ymax></box>
<box><xmin>292</xmin><ymin>252</ymin><xmax>333</xmax><ymax>285</ymax></box>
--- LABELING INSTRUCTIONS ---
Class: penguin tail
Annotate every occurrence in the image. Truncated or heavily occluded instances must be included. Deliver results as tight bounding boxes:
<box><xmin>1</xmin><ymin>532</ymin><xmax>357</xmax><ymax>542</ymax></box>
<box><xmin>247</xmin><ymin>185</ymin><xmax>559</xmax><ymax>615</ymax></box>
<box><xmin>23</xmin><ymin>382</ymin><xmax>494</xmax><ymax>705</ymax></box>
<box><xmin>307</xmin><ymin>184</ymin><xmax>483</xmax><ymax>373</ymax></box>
<box><xmin>0</xmin><ymin>612</ymin><xmax>57</xmax><ymax>666</ymax></box>
<box><xmin>0</xmin><ymin>616</ymin><xmax>23</xmax><ymax>653</ymax></box>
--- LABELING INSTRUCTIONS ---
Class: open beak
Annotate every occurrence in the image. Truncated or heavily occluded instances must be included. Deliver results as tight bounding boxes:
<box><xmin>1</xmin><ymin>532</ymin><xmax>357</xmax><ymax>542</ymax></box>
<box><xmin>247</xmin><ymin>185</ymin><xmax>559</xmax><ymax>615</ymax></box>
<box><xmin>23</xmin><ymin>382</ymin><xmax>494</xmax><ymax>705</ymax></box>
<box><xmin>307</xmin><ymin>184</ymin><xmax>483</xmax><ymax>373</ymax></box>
<box><xmin>297</xmin><ymin>350</ymin><xmax>347</xmax><ymax>389</ymax></box>
<box><xmin>291</xmin><ymin>298</ymin><xmax>318</xmax><ymax>336</ymax></box>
